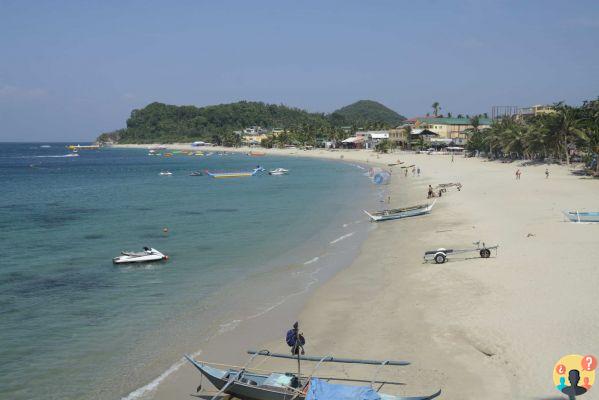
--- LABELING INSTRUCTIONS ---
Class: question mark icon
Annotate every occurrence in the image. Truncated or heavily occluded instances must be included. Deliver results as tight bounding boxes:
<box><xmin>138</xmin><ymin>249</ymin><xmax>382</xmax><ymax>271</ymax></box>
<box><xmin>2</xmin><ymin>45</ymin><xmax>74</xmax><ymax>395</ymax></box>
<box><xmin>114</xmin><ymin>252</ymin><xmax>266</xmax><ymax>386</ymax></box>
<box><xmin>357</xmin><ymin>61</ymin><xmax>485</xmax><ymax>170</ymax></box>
<box><xmin>556</xmin><ymin>363</ymin><xmax>566</xmax><ymax>374</ymax></box>
<box><xmin>581</xmin><ymin>355</ymin><xmax>597</xmax><ymax>371</ymax></box>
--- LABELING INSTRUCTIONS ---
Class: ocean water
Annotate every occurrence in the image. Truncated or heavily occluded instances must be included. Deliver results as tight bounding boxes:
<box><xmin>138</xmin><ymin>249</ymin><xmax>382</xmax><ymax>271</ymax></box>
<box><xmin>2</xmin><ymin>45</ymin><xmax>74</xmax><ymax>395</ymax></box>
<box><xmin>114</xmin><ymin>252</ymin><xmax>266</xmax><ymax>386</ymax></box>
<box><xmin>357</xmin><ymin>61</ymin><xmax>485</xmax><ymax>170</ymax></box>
<box><xmin>0</xmin><ymin>143</ymin><xmax>378</xmax><ymax>399</ymax></box>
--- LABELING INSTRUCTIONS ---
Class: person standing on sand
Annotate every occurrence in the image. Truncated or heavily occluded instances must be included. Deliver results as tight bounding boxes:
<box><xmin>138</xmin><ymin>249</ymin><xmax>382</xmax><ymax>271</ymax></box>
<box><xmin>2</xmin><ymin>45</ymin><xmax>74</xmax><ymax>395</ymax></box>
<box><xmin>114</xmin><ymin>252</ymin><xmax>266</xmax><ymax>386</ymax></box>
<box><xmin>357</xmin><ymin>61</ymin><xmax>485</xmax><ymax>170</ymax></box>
<box><xmin>451</xmin><ymin>154</ymin><xmax>454</xmax><ymax>162</ymax></box>
<box><xmin>545</xmin><ymin>168</ymin><xmax>549</xmax><ymax>179</ymax></box>
<box><xmin>417</xmin><ymin>167</ymin><xmax>420</xmax><ymax>176</ymax></box>
<box><xmin>404</xmin><ymin>168</ymin><xmax>408</xmax><ymax>177</ymax></box>
<box><xmin>428</xmin><ymin>185</ymin><xmax>434</xmax><ymax>199</ymax></box>
<box><xmin>412</xmin><ymin>167</ymin><xmax>416</xmax><ymax>176</ymax></box>
<box><xmin>515</xmin><ymin>169</ymin><xmax>521</xmax><ymax>180</ymax></box>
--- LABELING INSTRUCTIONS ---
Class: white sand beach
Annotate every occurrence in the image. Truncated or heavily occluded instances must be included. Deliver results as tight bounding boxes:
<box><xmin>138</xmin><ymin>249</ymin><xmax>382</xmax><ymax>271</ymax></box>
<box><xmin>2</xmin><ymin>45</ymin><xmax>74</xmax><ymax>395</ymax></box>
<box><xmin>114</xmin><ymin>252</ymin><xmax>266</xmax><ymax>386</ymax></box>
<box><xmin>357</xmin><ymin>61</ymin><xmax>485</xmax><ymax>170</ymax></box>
<box><xmin>118</xmin><ymin>144</ymin><xmax>599</xmax><ymax>399</ymax></box>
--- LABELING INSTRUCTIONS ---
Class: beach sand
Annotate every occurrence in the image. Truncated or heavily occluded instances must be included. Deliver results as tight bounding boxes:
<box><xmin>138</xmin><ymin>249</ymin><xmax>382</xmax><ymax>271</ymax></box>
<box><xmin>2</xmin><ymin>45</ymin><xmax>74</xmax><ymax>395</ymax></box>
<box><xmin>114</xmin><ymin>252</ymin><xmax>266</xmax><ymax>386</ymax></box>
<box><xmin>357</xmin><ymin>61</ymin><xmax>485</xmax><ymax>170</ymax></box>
<box><xmin>117</xmin><ymin>145</ymin><xmax>599</xmax><ymax>399</ymax></box>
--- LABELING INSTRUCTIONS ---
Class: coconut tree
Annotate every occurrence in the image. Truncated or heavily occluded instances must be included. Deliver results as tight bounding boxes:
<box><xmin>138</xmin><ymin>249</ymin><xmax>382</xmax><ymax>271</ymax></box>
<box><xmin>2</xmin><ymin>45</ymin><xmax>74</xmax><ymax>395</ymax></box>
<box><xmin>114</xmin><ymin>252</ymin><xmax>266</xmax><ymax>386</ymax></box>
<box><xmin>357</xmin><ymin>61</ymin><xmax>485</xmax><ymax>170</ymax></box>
<box><xmin>553</xmin><ymin>103</ymin><xmax>586</xmax><ymax>165</ymax></box>
<box><xmin>431</xmin><ymin>102</ymin><xmax>441</xmax><ymax>117</ymax></box>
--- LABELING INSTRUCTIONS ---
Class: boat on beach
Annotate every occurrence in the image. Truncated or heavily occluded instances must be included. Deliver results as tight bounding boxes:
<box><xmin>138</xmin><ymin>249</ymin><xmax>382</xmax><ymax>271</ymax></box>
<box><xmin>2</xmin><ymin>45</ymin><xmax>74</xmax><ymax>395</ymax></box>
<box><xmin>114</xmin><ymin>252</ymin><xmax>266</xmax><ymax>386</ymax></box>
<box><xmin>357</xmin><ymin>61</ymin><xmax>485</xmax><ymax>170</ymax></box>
<box><xmin>205</xmin><ymin>167</ymin><xmax>264</xmax><ymax>178</ymax></box>
<box><xmin>185</xmin><ymin>323</ymin><xmax>440</xmax><ymax>400</ymax></box>
<box><xmin>363</xmin><ymin>200</ymin><xmax>436</xmax><ymax>222</ymax></box>
<box><xmin>562</xmin><ymin>210</ymin><xmax>599</xmax><ymax>223</ymax></box>
<box><xmin>268</xmin><ymin>168</ymin><xmax>289</xmax><ymax>175</ymax></box>
<box><xmin>185</xmin><ymin>351</ymin><xmax>440</xmax><ymax>400</ymax></box>
<box><xmin>113</xmin><ymin>247</ymin><xmax>168</xmax><ymax>264</ymax></box>
<box><xmin>249</xmin><ymin>151</ymin><xmax>266</xmax><ymax>157</ymax></box>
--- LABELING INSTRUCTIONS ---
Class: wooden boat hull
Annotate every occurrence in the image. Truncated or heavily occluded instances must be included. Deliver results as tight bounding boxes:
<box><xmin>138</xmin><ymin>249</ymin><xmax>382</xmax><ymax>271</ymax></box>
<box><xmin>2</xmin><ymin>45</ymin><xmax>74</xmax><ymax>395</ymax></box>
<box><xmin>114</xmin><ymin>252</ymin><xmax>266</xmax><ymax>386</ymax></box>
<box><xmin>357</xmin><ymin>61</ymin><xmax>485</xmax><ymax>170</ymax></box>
<box><xmin>185</xmin><ymin>355</ymin><xmax>441</xmax><ymax>400</ymax></box>
<box><xmin>185</xmin><ymin>356</ymin><xmax>303</xmax><ymax>400</ymax></box>
<box><xmin>563</xmin><ymin>211</ymin><xmax>599</xmax><ymax>223</ymax></box>
<box><xmin>364</xmin><ymin>200</ymin><xmax>436</xmax><ymax>222</ymax></box>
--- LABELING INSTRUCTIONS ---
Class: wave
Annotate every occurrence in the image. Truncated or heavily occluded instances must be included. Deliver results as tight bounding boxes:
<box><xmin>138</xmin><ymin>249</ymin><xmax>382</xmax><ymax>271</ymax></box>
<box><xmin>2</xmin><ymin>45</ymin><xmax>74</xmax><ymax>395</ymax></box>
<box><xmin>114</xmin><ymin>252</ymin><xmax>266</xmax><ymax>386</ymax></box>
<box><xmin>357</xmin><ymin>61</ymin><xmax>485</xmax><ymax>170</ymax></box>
<box><xmin>303</xmin><ymin>257</ymin><xmax>319</xmax><ymax>265</ymax></box>
<box><xmin>329</xmin><ymin>232</ymin><xmax>354</xmax><ymax>244</ymax></box>
<box><xmin>121</xmin><ymin>357</ymin><xmax>186</xmax><ymax>400</ymax></box>
<box><xmin>33</xmin><ymin>154</ymin><xmax>79</xmax><ymax>158</ymax></box>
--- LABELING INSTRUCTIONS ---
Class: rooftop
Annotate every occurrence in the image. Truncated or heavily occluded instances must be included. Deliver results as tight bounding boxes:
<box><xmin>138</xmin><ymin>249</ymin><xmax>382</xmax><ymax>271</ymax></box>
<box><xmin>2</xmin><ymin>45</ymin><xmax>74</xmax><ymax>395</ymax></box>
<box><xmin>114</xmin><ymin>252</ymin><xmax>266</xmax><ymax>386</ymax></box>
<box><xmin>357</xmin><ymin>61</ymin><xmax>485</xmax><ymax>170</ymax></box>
<box><xmin>416</xmin><ymin>117</ymin><xmax>492</xmax><ymax>125</ymax></box>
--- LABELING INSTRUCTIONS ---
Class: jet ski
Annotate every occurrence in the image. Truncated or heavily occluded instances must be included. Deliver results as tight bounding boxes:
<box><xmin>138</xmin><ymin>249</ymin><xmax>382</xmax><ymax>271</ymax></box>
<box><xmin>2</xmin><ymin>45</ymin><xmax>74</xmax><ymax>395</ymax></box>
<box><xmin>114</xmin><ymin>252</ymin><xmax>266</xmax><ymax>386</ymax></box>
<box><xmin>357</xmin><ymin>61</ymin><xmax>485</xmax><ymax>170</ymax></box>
<box><xmin>113</xmin><ymin>247</ymin><xmax>168</xmax><ymax>264</ymax></box>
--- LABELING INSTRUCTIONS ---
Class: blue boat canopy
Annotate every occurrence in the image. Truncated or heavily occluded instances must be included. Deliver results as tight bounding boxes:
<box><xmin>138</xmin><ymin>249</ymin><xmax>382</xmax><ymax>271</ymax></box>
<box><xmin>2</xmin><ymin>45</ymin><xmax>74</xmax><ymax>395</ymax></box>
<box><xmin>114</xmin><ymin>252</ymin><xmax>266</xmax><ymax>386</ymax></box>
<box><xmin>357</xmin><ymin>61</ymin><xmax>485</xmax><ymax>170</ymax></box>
<box><xmin>306</xmin><ymin>378</ymin><xmax>382</xmax><ymax>400</ymax></box>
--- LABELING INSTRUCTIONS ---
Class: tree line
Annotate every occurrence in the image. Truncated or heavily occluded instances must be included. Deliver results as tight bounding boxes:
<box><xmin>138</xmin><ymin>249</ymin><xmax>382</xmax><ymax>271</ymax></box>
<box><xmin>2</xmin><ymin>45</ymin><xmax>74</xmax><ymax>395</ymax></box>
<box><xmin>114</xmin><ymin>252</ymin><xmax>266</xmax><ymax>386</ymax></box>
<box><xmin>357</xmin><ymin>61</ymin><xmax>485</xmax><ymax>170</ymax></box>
<box><xmin>465</xmin><ymin>99</ymin><xmax>599</xmax><ymax>173</ymax></box>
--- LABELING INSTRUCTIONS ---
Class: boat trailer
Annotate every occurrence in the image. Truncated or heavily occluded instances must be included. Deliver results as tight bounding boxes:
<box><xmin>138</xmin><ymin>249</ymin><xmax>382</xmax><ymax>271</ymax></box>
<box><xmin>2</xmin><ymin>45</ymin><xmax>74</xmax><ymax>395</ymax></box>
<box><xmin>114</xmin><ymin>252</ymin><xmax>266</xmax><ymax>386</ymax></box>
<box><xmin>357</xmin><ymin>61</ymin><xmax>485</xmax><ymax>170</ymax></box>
<box><xmin>423</xmin><ymin>241</ymin><xmax>498</xmax><ymax>264</ymax></box>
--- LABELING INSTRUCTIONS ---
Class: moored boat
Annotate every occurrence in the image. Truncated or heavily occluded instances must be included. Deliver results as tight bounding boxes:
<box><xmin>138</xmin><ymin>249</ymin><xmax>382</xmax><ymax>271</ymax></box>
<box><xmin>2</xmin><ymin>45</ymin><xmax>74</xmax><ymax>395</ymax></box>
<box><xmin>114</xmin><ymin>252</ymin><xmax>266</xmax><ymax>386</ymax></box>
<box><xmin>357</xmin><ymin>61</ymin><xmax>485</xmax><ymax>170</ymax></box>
<box><xmin>562</xmin><ymin>210</ymin><xmax>599</xmax><ymax>223</ymax></box>
<box><xmin>206</xmin><ymin>167</ymin><xmax>264</xmax><ymax>178</ymax></box>
<box><xmin>268</xmin><ymin>168</ymin><xmax>289</xmax><ymax>175</ymax></box>
<box><xmin>189</xmin><ymin>171</ymin><xmax>203</xmax><ymax>176</ymax></box>
<box><xmin>159</xmin><ymin>171</ymin><xmax>173</xmax><ymax>176</ymax></box>
<box><xmin>364</xmin><ymin>200</ymin><xmax>436</xmax><ymax>222</ymax></box>
<box><xmin>249</xmin><ymin>151</ymin><xmax>266</xmax><ymax>156</ymax></box>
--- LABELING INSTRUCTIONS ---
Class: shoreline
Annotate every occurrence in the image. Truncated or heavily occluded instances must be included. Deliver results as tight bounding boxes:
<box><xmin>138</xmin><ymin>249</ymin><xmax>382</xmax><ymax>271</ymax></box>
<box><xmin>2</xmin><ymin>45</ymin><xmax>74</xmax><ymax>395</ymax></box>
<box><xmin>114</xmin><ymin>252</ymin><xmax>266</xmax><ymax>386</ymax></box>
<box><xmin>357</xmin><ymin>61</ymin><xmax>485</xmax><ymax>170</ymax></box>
<box><xmin>116</xmin><ymin>144</ymin><xmax>599</xmax><ymax>399</ymax></box>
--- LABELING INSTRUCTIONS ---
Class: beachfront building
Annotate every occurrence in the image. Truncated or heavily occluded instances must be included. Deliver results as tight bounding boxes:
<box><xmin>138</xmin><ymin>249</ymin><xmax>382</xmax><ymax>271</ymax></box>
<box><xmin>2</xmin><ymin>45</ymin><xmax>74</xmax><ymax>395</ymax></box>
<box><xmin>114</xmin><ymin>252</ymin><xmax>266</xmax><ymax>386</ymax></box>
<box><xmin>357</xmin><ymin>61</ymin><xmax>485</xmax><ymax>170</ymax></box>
<box><xmin>518</xmin><ymin>104</ymin><xmax>556</xmax><ymax>118</ymax></box>
<box><xmin>388</xmin><ymin>126</ymin><xmax>410</xmax><ymax>147</ymax></box>
<box><xmin>354</xmin><ymin>130</ymin><xmax>389</xmax><ymax>149</ymax></box>
<box><xmin>414</xmin><ymin>117</ymin><xmax>492</xmax><ymax>144</ymax></box>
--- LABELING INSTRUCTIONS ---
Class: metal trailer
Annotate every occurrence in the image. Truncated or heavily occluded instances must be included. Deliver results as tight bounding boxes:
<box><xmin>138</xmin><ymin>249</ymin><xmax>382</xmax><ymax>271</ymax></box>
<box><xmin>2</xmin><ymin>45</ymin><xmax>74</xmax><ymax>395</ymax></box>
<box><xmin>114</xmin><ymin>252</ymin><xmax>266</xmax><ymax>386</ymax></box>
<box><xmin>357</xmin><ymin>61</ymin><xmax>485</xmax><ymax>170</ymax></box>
<box><xmin>423</xmin><ymin>241</ymin><xmax>499</xmax><ymax>264</ymax></box>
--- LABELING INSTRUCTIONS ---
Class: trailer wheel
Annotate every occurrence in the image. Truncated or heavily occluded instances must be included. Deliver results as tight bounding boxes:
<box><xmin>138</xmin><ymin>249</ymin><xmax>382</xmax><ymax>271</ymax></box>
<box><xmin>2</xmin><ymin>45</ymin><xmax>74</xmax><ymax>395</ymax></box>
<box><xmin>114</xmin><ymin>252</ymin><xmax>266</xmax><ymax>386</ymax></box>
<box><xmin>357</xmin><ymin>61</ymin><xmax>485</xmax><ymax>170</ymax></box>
<box><xmin>480</xmin><ymin>249</ymin><xmax>491</xmax><ymax>258</ymax></box>
<box><xmin>434</xmin><ymin>253</ymin><xmax>447</xmax><ymax>264</ymax></box>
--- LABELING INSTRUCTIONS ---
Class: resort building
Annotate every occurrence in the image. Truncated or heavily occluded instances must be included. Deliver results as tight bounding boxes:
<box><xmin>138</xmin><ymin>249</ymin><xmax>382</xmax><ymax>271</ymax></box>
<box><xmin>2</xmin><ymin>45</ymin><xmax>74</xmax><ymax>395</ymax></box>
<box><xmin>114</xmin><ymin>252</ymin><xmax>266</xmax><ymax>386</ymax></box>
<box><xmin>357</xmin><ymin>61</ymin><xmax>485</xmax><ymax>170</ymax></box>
<box><xmin>388</xmin><ymin>126</ymin><xmax>409</xmax><ymax>147</ymax></box>
<box><xmin>414</xmin><ymin>117</ymin><xmax>492</xmax><ymax>142</ymax></box>
<box><xmin>518</xmin><ymin>104</ymin><xmax>556</xmax><ymax>118</ymax></box>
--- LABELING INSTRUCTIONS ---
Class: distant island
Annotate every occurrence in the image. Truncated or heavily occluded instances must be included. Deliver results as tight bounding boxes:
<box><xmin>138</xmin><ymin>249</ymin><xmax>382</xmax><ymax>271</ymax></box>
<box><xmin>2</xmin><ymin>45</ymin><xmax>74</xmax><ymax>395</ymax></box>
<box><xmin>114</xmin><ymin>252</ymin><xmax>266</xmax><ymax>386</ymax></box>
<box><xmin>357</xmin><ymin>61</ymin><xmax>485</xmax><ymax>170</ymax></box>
<box><xmin>96</xmin><ymin>100</ymin><xmax>405</xmax><ymax>145</ymax></box>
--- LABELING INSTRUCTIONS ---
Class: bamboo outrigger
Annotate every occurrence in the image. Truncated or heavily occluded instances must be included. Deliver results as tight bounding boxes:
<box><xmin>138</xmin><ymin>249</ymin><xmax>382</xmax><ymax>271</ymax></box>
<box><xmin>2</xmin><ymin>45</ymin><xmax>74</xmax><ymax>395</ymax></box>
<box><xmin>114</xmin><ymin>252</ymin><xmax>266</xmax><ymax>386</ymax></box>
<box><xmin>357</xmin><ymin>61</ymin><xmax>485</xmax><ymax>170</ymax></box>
<box><xmin>185</xmin><ymin>323</ymin><xmax>441</xmax><ymax>400</ymax></box>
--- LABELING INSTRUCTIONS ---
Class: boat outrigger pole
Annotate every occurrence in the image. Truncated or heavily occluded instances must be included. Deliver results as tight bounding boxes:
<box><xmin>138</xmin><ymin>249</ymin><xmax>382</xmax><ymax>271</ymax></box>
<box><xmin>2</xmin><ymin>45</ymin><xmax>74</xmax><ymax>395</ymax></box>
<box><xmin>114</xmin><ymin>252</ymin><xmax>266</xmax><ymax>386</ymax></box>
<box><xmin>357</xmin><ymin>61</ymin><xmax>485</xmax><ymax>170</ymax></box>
<box><xmin>247</xmin><ymin>350</ymin><xmax>411</xmax><ymax>366</ymax></box>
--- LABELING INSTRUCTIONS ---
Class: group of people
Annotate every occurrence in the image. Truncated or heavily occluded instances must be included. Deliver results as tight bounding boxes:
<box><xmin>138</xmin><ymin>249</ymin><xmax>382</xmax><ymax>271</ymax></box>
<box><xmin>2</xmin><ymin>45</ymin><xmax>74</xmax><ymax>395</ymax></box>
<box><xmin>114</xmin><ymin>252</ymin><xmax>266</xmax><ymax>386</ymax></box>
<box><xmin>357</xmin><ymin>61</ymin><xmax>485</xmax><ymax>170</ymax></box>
<box><xmin>427</xmin><ymin>184</ymin><xmax>443</xmax><ymax>199</ymax></box>
<box><xmin>403</xmin><ymin>165</ymin><xmax>421</xmax><ymax>177</ymax></box>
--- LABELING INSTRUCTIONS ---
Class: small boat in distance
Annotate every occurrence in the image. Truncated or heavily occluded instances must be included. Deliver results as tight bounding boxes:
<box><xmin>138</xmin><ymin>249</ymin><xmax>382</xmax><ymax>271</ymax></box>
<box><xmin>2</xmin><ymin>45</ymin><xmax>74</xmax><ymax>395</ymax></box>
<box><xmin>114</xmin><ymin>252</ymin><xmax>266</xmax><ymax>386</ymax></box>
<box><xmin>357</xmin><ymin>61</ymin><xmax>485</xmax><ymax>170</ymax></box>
<box><xmin>205</xmin><ymin>166</ymin><xmax>264</xmax><ymax>179</ymax></box>
<box><xmin>562</xmin><ymin>210</ymin><xmax>599</xmax><ymax>223</ymax></box>
<box><xmin>268</xmin><ymin>168</ymin><xmax>289</xmax><ymax>175</ymax></box>
<box><xmin>113</xmin><ymin>247</ymin><xmax>168</xmax><ymax>264</ymax></box>
<box><xmin>65</xmin><ymin>153</ymin><xmax>79</xmax><ymax>157</ymax></box>
<box><xmin>189</xmin><ymin>171</ymin><xmax>203</xmax><ymax>176</ymax></box>
<box><xmin>364</xmin><ymin>200</ymin><xmax>436</xmax><ymax>222</ymax></box>
<box><xmin>249</xmin><ymin>150</ymin><xmax>266</xmax><ymax>156</ymax></box>
<box><xmin>159</xmin><ymin>171</ymin><xmax>173</xmax><ymax>176</ymax></box>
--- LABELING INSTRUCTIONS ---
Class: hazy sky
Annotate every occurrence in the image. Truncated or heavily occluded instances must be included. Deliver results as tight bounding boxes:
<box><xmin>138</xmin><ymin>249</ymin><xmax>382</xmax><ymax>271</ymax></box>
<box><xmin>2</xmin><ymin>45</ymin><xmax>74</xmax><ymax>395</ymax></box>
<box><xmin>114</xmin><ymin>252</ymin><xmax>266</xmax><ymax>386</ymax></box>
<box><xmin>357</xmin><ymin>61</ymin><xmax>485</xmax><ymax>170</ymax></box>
<box><xmin>1</xmin><ymin>0</ymin><xmax>598</xmax><ymax>141</ymax></box>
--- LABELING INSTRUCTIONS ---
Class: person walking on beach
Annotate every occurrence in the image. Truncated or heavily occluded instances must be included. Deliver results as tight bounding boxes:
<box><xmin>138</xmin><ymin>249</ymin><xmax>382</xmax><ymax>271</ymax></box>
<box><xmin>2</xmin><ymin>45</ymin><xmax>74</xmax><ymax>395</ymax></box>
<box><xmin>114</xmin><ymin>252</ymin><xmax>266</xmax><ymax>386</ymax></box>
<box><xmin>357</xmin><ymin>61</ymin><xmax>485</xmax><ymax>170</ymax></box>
<box><xmin>545</xmin><ymin>168</ymin><xmax>549</xmax><ymax>179</ymax></box>
<box><xmin>404</xmin><ymin>168</ymin><xmax>408</xmax><ymax>177</ymax></box>
<box><xmin>451</xmin><ymin>154</ymin><xmax>454</xmax><ymax>162</ymax></box>
<box><xmin>515</xmin><ymin>169</ymin><xmax>521</xmax><ymax>180</ymax></box>
<box><xmin>428</xmin><ymin>185</ymin><xmax>434</xmax><ymax>198</ymax></box>
<box><xmin>412</xmin><ymin>166</ymin><xmax>416</xmax><ymax>176</ymax></box>
<box><xmin>417</xmin><ymin>167</ymin><xmax>420</xmax><ymax>176</ymax></box>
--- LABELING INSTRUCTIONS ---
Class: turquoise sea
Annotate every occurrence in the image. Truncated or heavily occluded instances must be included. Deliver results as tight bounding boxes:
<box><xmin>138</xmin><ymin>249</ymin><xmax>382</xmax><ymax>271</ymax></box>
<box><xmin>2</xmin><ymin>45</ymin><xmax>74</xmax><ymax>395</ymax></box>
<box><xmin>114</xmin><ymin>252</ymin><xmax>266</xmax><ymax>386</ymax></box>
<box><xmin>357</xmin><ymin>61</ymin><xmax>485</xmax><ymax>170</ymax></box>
<box><xmin>0</xmin><ymin>143</ymin><xmax>378</xmax><ymax>399</ymax></box>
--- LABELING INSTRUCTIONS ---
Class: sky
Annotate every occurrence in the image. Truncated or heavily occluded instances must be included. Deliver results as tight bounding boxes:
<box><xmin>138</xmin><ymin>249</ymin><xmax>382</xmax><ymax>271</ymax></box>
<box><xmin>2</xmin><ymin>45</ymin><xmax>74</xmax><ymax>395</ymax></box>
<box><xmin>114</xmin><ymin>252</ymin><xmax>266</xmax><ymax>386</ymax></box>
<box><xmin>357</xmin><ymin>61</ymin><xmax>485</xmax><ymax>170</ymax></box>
<box><xmin>1</xmin><ymin>0</ymin><xmax>598</xmax><ymax>141</ymax></box>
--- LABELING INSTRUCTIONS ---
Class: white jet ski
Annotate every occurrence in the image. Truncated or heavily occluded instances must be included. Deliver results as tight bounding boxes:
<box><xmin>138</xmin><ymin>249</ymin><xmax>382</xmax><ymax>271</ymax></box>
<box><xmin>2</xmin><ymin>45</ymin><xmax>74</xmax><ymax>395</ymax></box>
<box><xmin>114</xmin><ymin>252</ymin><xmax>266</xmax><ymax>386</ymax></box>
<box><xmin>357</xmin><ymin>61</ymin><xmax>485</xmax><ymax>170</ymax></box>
<box><xmin>113</xmin><ymin>247</ymin><xmax>168</xmax><ymax>264</ymax></box>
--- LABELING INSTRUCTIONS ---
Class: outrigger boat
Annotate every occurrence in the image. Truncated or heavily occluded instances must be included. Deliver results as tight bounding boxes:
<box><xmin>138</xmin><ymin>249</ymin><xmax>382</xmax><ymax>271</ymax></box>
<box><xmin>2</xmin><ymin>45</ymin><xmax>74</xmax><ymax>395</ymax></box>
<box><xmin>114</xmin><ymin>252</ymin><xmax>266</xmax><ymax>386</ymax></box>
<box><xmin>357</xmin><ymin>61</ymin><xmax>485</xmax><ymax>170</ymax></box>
<box><xmin>562</xmin><ymin>210</ymin><xmax>599</xmax><ymax>223</ymax></box>
<box><xmin>364</xmin><ymin>200</ymin><xmax>436</xmax><ymax>222</ymax></box>
<box><xmin>185</xmin><ymin>323</ymin><xmax>441</xmax><ymax>400</ymax></box>
<box><xmin>424</xmin><ymin>241</ymin><xmax>498</xmax><ymax>264</ymax></box>
<box><xmin>205</xmin><ymin>167</ymin><xmax>264</xmax><ymax>179</ymax></box>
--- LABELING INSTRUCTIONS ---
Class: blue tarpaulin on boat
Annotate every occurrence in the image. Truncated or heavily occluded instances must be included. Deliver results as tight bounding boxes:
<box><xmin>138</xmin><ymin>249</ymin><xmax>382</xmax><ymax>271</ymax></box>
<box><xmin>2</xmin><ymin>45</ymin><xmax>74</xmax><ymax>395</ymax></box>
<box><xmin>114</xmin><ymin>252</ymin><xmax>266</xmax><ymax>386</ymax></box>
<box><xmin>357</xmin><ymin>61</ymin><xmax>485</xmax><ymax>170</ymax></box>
<box><xmin>306</xmin><ymin>378</ymin><xmax>381</xmax><ymax>400</ymax></box>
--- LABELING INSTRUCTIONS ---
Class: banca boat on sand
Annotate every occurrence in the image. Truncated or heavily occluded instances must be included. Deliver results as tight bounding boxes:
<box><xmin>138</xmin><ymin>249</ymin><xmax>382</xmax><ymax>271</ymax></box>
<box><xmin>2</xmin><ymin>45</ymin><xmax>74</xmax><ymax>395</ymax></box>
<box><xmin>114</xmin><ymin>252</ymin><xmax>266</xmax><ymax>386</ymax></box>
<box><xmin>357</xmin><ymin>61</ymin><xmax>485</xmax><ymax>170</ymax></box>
<box><xmin>364</xmin><ymin>200</ymin><xmax>436</xmax><ymax>222</ymax></box>
<box><xmin>185</xmin><ymin>350</ymin><xmax>441</xmax><ymax>400</ymax></box>
<box><xmin>268</xmin><ymin>168</ymin><xmax>289</xmax><ymax>175</ymax></box>
<box><xmin>562</xmin><ymin>210</ymin><xmax>599</xmax><ymax>223</ymax></box>
<box><xmin>113</xmin><ymin>247</ymin><xmax>168</xmax><ymax>264</ymax></box>
<box><xmin>205</xmin><ymin>167</ymin><xmax>264</xmax><ymax>178</ymax></box>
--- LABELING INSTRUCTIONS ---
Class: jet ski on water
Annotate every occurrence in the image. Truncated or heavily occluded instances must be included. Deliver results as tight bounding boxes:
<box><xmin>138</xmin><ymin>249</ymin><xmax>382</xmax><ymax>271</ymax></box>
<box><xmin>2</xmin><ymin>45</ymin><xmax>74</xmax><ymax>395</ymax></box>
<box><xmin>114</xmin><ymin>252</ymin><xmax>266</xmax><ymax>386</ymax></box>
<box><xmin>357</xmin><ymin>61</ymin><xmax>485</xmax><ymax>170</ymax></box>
<box><xmin>113</xmin><ymin>247</ymin><xmax>168</xmax><ymax>264</ymax></box>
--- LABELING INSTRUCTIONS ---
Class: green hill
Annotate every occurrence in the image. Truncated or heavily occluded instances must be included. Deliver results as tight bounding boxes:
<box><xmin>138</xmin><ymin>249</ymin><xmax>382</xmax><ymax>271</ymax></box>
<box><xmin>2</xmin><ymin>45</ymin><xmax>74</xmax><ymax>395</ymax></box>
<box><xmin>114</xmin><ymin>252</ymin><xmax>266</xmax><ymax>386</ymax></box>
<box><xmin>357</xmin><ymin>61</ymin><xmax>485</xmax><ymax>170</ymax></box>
<box><xmin>97</xmin><ymin>100</ymin><xmax>405</xmax><ymax>145</ymax></box>
<box><xmin>329</xmin><ymin>100</ymin><xmax>405</xmax><ymax>127</ymax></box>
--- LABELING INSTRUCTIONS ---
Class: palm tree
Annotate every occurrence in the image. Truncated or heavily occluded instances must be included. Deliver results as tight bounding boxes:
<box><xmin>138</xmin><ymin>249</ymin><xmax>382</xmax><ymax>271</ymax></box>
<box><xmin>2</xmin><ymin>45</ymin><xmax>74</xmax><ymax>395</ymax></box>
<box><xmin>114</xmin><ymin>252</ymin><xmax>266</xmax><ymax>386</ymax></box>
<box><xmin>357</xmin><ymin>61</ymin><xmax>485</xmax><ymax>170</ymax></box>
<box><xmin>431</xmin><ymin>102</ymin><xmax>441</xmax><ymax>117</ymax></box>
<box><xmin>553</xmin><ymin>103</ymin><xmax>586</xmax><ymax>165</ymax></box>
<box><xmin>469</xmin><ymin>116</ymin><xmax>480</xmax><ymax>133</ymax></box>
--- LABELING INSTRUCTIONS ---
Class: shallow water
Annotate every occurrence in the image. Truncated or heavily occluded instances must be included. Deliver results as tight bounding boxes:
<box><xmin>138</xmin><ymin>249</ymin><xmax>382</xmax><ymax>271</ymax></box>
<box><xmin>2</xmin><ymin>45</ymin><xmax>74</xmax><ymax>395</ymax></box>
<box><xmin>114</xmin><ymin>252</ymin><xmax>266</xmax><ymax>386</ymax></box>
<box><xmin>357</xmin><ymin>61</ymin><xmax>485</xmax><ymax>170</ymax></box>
<box><xmin>0</xmin><ymin>143</ymin><xmax>376</xmax><ymax>399</ymax></box>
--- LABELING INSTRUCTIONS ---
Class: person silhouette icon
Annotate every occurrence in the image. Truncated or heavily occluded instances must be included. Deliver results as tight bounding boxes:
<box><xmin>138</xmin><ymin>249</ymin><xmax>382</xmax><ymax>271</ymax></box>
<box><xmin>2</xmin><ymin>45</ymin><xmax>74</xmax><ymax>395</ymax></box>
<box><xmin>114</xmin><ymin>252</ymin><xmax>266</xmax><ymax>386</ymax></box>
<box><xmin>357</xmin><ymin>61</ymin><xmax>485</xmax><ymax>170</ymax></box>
<box><xmin>561</xmin><ymin>369</ymin><xmax>587</xmax><ymax>399</ymax></box>
<box><xmin>556</xmin><ymin>376</ymin><xmax>566</xmax><ymax>391</ymax></box>
<box><xmin>582</xmin><ymin>376</ymin><xmax>592</xmax><ymax>390</ymax></box>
